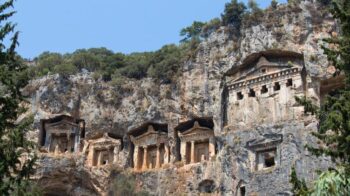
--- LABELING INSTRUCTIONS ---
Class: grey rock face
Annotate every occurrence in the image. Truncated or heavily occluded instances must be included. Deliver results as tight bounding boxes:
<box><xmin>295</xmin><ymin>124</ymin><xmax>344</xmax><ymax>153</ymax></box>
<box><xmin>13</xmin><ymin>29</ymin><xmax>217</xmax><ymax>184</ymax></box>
<box><xmin>26</xmin><ymin>2</ymin><xmax>336</xmax><ymax>195</ymax></box>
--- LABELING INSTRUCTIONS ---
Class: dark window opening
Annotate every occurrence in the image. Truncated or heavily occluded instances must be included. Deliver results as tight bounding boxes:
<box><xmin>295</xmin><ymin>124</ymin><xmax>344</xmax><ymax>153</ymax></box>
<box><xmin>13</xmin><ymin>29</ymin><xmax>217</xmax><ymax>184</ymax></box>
<box><xmin>198</xmin><ymin>180</ymin><xmax>215</xmax><ymax>193</ymax></box>
<box><xmin>64</xmin><ymin>148</ymin><xmax>67</xmax><ymax>152</ymax></box>
<box><xmin>264</xmin><ymin>151</ymin><xmax>276</xmax><ymax>168</ymax></box>
<box><xmin>261</xmin><ymin>85</ymin><xmax>268</xmax><ymax>94</ymax></box>
<box><xmin>286</xmin><ymin>78</ymin><xmax>293</xmax><ymax>87</ymax></box>
<box><xmin>103</xmin><ymin>160</ymin><xmax>107</xmax><ymax>165</ymax></box>
<box><xmin>237</xmin><ymin>92</ymin><xmax>244</xmax><ymax>100</ymax></box>
<box><xmin>248</xmin><ymin>89</ymin><xmax>256</xmax><ymax>97</ymax></box>
<box><xmin>273</xmin><ymin>82</ymin><xmax>280</xmax><ymax>91</ymax></box>
<box><xmin>70</xmin><ymin>147</ymin><xmax>74</xmax><ymax>152</ymax></box>
<box><xmin>261</xmin><ymin>69</ymin><xmax>266</xmax><ymax>73</ymax></box>
<box><xmin>240</xmin><ymin>186</ymin><xmax>246</xmax><ymax>196</ymax></box>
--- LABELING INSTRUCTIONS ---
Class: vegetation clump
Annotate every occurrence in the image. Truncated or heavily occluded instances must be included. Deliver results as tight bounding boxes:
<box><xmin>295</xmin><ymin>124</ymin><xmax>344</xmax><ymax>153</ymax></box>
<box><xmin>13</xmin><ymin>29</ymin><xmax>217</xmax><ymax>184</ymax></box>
<box><xmin>0</xmin><ymin>0</ymin><xmax>37</xmax><ymax>195</ymax></box>
<box><xmin>291</xmin><ymin>0</ymin><xmax>350</xmax><ymax>195</ymax></box>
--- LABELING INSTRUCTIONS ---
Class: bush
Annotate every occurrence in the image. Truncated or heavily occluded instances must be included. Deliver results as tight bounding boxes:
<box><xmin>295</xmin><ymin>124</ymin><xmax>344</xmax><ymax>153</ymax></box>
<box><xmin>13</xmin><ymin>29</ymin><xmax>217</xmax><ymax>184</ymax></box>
<box><xmin>201</xmin><ymin>18</ymin><xmax>221</xmax><ymax>38</ymax></box>
<box><xmin>270</xmin><ymin>0</ymin><xmax>278</xmax><ymax>9</ymax></box>
<box><xmin>108</xmin><ymin>173</ymin><xmax>149</xmax><ymax>196</ymax></box>
<box><xmin>221</xmin><ymin>0</ymin><xmax>247</xmax><ymax>32</ymax></box>
<box><xmin>53</xmin><ymin>63</ymin><xmax>78</xmax><ymax>77</ymax></box>
<box><xmin>147</xmin><ymin>44</ymin><xmax>184</xmax><ymax>83</ymax></box>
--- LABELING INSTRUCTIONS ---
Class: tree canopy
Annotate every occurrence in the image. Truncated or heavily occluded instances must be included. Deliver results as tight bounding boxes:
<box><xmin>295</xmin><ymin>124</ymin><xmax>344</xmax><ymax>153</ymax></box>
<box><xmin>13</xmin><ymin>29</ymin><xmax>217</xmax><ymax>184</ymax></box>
<box><xmin>0</xmin><ymin>0</ymin><xmax>36</xmax><ymax>195</ymax></box>
<box><xmin>292</xmin><ymin>0</ymin><xmax>350</xmax><ymax>195</ymax></box>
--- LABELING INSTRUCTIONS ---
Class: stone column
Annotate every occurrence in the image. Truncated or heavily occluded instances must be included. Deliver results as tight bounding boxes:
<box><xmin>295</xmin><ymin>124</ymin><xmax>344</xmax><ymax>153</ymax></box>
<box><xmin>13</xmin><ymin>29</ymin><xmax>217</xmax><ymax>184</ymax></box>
<box><xmin>164</xmin><ymin>145</ymin><xmax>170</xmax><ymax>164</ymax></box>
<box><xmin>190</xmin><ymin>141</ymin><xmax>195</xmax><ymax>164</ymax></box>
<box><xmin>180</xmin><ymin>141</ymin><xmax>187</xmax><ymax>163</ymax></box>
<box><xmin>156</xmin><ymin>145</ymin><xmax>161</xmax><ymax>169</ymax></box>
<box><xmin>74</xmin><ymin>127</ymin><xmax>80</xmax><ymax>152</ymax></box>
<box><xmin>133</xmin><ymin>146</ymin><xmax>139</xmax><ymax>170</ymax></box>
<box><xmin>113</xmin><ymin>146</ymin><xmax>119</xmax><ymax>164</ymax></box>
<box><xmin>54</xmin><ymin>144</ymin><xmax>60</xmax><ymax>156</ymax></box>
<box><xmin>142</xmin><ymin>146</ymin><xmax>148</xmax><ymax>170</ymax></box>
<box><xmin>209</xmin><ymin>137</ymin><xmax>215</xmax><ymax>160</ymax></box>
<box><xmin>97</xmin><ymin>151</ymin><xmax>103</xmax><ymax>166</ymax></box>
<box><xmin>45</xmin><ymin>132</ymin><xmax>51</xmax><ymax>151</ymax></box>
<box><xmin>88</xmin><ymin>147</ymin><xmax>95</xmax><ymax>166</ymax></box>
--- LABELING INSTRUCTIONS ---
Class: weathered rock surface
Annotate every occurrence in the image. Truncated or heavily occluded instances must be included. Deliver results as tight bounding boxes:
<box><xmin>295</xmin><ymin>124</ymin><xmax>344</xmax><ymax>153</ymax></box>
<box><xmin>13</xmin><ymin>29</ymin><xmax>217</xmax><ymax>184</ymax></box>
<box><xmin>26</xmin><ymin>1</ymin><xmax>337</xmax><ymax>195</ymax></box>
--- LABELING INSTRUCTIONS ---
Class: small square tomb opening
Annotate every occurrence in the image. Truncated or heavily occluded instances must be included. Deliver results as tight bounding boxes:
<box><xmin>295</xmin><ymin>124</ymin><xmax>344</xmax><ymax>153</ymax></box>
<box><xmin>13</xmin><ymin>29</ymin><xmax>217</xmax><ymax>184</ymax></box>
<box><xmin>256</xmin><ymin>148</ymin><xmax>277</xmax><ymax>171</ymax></box>
<box><xmin>261</xmin><ymin>85</ymin><xmax>268</xmax><ymax>94</ymax></box>
<box><xmin>237</xmin><ymin>92</ymin><xmax>244</xmax><ymax>100</ymax></box>
<box><xmin>273</xmin><ymin>82</ymin><xmax>281</xmax><ymax>91</ymax></box>
<box><xmin>248</xmin><ymin>89</ymin><xmax>256</xmax><ymax>97</ymax></box>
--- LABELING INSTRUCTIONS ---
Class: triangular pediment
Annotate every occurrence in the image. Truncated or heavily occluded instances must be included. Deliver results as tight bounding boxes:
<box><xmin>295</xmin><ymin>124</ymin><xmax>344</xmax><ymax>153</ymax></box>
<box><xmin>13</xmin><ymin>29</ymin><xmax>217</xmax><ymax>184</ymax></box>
<box><xmin>131</xmin><ymin>125</ymin><xmax>167</xmax><ymax>141</ymax></box>
<box><xmin>92</xmin><ymin>133</ymin><xmax>121</xmax><ymax>145</ymax></box>
<box><xmin>247</xmin><ymin>134</ymin><xmax>283</xmax><ymax>149</ymax></box>
<box><xmin>180</xmin><ymin>121</ymin><xmax>213</xmax><ymax>136</ymax></box>
<box><xmin>46</xmin><ymin>120</ymin><xmax>78</xmax><ymax>131</ymax></box>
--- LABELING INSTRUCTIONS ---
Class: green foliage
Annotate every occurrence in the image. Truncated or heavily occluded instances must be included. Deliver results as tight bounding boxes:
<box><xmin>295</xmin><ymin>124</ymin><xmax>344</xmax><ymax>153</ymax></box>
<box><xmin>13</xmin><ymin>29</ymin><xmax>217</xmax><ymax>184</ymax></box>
<box><xmin>0</xmin><ymin>1</ymin><xmax>36</xmax><ymax>195</ymax></box>
<box><xmin>290</xmin><ymin>167</ymin><xmax>309</xmax><ymax>196</ymax></box>
<box><xmin>292</xmin><ymin>0</ymin><xmax>350</xmax><ymax>195</ymax></box>
<box><xmin>247</xmin><ymin>0</ymin><xmax>260</xmax><ymax>13</ymax></box>
<box><xmin>312</xmin><ymin>167</ymin><xmax>350</xmax><ymax>196</ymax></box>
<box><xmin>53</xmin><ymin>63</ymin><xmax>77</xmax><ymax>77</ymax></box>
<box><xmin>243</xmin><ymin>0</ymin><xmax>264</xmax><ymax>27</ymax></box>
<box><xmin>201</xmin><ymin>18</ymin><xmax>221</xmax><ymax>38</ymax></box>
<box><xmin>11</xmin><ymin>181</ymin><xmax>43</xmax><ymax>196</ymax></box>
<box><xmin>30</xmin><ymin>44</ymin><xmax>185</xmax><ymax>82</ymax></box>
<box><xmin>180</xmin><ymin>21</ymin><xmax>206</xmax><ymax>43</ymax></box>
<box><xmin>317</xmin><ymin>0</ymin><xmax>332</xmax><ymax>5</ymax></box>
<box><xmin>108</xmin><ymin>173</ymin><xmax>149</xmax><ymax>196</ymax></box>
<box><xmin>147</xmin><ymin>44</ymin><xmax>184</xmax><ymax>83</ymax></box>
<box><xmin>221</xmin><ymin>0</ymin><xmax>247</xmax><ymax>31</ymax></box>
<box><xmin>271</xmin><ymin>0</ymin><xmax>278</xmax><ymax>9</ymax></box>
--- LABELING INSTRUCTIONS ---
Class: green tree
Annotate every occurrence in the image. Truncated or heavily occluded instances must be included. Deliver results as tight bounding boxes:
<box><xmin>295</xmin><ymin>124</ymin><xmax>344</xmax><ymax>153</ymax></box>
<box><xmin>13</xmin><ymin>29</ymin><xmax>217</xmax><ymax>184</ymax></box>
<box><xmin>247</xmin><ymin>0</ymin><xmax>259</xmax><ymax>13</ymax></box>
<box><xmin>202</xmin><ymin>18</ymin><xmax>221</xmax><ymax>38</ymax></box>
<box><xmin>292</xmin><ymin>0</ymin><xmax>350</xmax><ymax>195</ymax></box>
<box><xmin>270</xmin><ymin>0</ymin><xmax>278</xmax><ymax>9</ymax></box>
<box><xmin>221</xmin><ymin>0</ymin><xmax>247</xmax><ymax>32</ymax></box>
<box><xmin>147</xmin><ymin>44</ymin><xmax>184</xmax><ymax>83</ymax></box>
<box><xmin>0</xmin><ymin>0</ymin><xmax>36</xmax><ymax>195</ymax></box>
<box><xmin>180</xmin><ymin>21</ymin><xmax>206</xmax><ymax>43</ymax></box>
<box><xmin>53</xmin><ymin>63</ymin><xmax>78</xmax><ymax>77</ymax></box>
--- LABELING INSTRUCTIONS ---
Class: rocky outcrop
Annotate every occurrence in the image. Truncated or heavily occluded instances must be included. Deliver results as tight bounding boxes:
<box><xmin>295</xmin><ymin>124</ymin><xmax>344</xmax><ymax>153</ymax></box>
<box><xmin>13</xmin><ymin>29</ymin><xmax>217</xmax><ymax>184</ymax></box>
<box><xmin>26</xmin><ymin>1</ymin><xmax>337</xmax><ymax>195</ymax></box>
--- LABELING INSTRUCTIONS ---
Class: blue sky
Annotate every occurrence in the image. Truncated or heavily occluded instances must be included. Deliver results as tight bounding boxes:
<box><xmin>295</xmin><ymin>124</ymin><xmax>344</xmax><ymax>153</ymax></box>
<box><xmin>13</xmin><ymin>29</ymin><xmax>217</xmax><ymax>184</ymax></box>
<box><xmin>11</xmin><ymin>0</ymin><xmax>287</xmax><ymax>59</ymax></box>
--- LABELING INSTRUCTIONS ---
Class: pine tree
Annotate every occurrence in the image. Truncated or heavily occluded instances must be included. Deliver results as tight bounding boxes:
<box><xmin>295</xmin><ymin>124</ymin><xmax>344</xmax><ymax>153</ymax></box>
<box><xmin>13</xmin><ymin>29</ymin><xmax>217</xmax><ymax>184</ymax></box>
<box><xmin>0</xmin><ymin>0</ymin><xmax>36</xmax><ymax>195</ymax></box>
<box><xmin>292</xmin><ymin>0</ymin><xmax>350</xmax><ymax>194</ymax></box>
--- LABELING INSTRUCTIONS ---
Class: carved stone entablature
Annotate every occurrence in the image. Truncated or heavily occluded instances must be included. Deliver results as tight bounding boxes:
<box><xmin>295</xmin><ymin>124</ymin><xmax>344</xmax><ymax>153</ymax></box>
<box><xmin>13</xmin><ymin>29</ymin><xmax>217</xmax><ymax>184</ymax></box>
<box><xmin>130</xmin><ymin>125</ymin><xmax>169</xmax><ymax>147</ymax></box>
<box><xmin>246</xmin><ymin>134</ymin><xmax>283</xmax><ymax>151</ymax></box>
<box><xmin>227</xmin><ymin>67</ymin><xmax>300</xmax><ymax>91</ymax></box>
<box><xmin>178</xmin><ymin>122</ymin><xmax>215</xmax><ymax>143</ymax></box>
<box><xmin>90</xmin><ymin>133</ymin><xmax>121</xmax><ymax>150</ymax></box>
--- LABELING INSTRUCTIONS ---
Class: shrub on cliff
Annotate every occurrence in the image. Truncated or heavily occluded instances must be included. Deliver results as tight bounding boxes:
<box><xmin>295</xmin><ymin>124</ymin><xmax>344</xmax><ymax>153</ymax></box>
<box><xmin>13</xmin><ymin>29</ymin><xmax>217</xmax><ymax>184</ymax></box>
<box><xmin>221</xmin><ymin>0</ymin><xmax>247</xmax><ymax>32</ymax></box>
<box><xmin>108</xmin><ymin>173</ymin><xmax>149</xmax><ymax>196</ymax></box>
<box><xmin>53</xmin><ymin>63</ymin><xmax>78</xmax><ymax>77</ymax></box>
<box><xmin>180</xmin><ymin>21</ymin><xmax>206</xmax><ymax>43</ymax></box>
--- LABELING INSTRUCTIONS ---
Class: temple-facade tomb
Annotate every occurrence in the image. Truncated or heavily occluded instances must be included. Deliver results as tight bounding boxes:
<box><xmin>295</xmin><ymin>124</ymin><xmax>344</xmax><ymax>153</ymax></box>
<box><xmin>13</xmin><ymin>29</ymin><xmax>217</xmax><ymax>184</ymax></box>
<box><xmin>39</xmin><ymin>115</ymin><xmax>85</xmax><ymax>154</ymax></box>
<box><xmin>223</xmin><ymin>50</ymin><xmax>313</xmax><ymax>127</ymax></box>
<box><xmin>128</xmin><ymin>122</ymin><xmax>170</xmax><ymax>171</ymax></box>
<box><xmin>85</xmin><ymin>133</ymin><xmax>122</xmax><ymax>167</ymax></box>
<box><xmin>175</xmin><ymin>118</ymin><xmax>215</xmax><ymax>164</ymax></box>
<box><xmin>246</xmin><ymin>134</ymin><xmax>283</xmax><ymax>172</ymax></box>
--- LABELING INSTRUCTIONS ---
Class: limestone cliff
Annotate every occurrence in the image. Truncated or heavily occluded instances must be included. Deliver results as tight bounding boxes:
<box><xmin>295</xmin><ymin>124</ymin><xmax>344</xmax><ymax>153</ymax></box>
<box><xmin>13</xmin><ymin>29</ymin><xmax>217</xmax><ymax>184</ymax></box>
<box><xmin>26</xmin><ymin>1</ymin><xmax>337</xmax><ymax>195</ymax></box>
